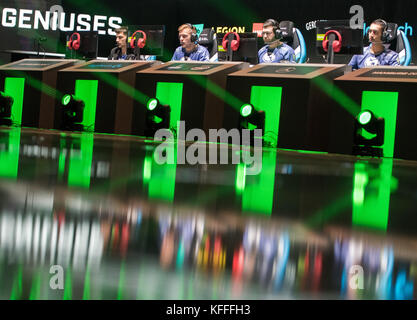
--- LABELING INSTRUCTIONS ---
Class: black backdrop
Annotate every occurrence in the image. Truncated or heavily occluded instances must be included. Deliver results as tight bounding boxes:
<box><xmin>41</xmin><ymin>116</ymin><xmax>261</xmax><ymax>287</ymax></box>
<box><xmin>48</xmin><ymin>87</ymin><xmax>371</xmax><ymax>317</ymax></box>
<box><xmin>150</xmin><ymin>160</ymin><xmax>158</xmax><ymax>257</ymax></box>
<box><xmin>1</xmin><ymin>0</ymin><xmax>416</xmax><ymax>63</ymax></box>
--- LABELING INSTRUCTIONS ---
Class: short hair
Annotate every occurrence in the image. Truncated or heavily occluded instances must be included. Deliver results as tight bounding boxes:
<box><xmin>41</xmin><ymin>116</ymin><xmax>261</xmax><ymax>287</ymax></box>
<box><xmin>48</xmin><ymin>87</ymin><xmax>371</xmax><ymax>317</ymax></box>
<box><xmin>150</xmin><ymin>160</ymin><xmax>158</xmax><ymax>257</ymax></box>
<box><xmin>115</xmin><ymin>26</ymin><xmax>128</xmax><ymax>36</ymax></box>
<box><xmin>178</xmin><ymin>23</ymin><xmax>195</xmax><ymax>33</ymax></box>
<box><xmin>263</xmin><ymin>19</ymin><xmax>279</xmax><ymax>29</ymax></box>
<box><xmin>371</xmin><ymin>19</ymin><xmax>387</xmax><ymax>32</ymax></box>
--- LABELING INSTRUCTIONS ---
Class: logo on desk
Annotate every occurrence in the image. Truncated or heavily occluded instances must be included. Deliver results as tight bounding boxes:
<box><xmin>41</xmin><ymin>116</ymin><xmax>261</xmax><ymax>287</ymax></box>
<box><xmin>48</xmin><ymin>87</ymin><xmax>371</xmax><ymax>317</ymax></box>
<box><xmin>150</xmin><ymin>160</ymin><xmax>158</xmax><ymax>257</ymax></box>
<box><xmin>275</xmin><ymin>67</ymin><xmax>297</xmax><ymax>73</ymax></box>
<box><xmin>190</xmin><ymin>66</ymin><xmax>211</xmax><ymax>71</ymax></box>
<box><xmin>167</xmin><ymin>66</ymin><xmax>183</xmax><ymax>70</ymax></box>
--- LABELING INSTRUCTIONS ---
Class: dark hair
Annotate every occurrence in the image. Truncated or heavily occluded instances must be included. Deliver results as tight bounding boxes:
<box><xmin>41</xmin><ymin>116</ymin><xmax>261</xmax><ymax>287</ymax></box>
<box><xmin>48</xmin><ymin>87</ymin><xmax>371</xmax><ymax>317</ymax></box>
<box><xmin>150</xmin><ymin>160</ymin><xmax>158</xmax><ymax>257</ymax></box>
<box><xmin>263</xmin><ymin>19</ymin><xmax>279</xmax><ymax>29</ymax></box>
<box><xmin>115</xmin><ymin>26</ymin><xmax>128</xmax><ymax>36</ymax></box>
<box><xmin>371</xmin><ymin>19</ymin><xmax>387</xmax><ymax>32</ymax></box>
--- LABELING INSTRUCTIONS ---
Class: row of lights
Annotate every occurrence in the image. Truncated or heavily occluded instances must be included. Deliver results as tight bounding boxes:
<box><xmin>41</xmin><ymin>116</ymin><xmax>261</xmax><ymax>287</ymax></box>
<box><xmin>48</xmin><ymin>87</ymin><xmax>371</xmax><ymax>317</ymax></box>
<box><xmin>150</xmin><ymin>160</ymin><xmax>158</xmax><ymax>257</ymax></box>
<box><xmin>0</xmin><ymin>91</ymin><xmax>385</xmax><ymax>157</ymax></box>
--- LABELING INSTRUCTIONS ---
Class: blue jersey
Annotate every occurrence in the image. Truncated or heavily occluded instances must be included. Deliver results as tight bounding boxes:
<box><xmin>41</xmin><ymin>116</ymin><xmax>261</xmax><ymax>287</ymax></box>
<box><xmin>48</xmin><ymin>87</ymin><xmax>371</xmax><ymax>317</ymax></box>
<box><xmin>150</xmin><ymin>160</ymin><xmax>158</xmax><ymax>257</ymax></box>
<box><xmin>258</xmin><ymin>43</ymin><xmax>296</xmax><ymax>63</ymax></box>
<box><xmin>349</xmin><ymin>45</ymin><xmax>400</xmax><ymax>70</ymax></box>
<box><xmin>171</xmin><ymin>45</ymin><xmax>210</xmax><ymax>61</ymax></box>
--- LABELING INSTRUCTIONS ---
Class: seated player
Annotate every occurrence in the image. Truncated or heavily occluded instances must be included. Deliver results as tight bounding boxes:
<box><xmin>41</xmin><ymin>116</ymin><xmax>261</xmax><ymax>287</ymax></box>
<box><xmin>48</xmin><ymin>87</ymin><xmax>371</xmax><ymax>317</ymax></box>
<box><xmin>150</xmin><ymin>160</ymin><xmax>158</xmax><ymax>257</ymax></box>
<box><xmin>172</xmin><ymin>24</ymin><xmax>209</xmax><ymax>61</ymax></box>
<box><xmin>349</xmin><ymin>19</ymin><xmax>400</xmax><ymax>70</ymax></box>
<box><xmin>258</xmin><ymin>19</ymin><xmax>296</xmax><ymax>63</ymax></box>
<box><xmin>108</xmin><ymin>27</ymin><xmax>137</xmax><ymax>60</ymax></box>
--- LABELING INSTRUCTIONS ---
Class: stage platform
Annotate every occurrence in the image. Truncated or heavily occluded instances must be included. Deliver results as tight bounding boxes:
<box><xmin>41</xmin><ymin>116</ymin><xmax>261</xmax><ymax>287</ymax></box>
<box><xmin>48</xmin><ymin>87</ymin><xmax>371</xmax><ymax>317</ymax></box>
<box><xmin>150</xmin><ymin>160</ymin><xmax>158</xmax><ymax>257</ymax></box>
<box><xmin>0</xmin><ymin>127</ymin><xmax>416</xmax><ymax>300</ymax></box>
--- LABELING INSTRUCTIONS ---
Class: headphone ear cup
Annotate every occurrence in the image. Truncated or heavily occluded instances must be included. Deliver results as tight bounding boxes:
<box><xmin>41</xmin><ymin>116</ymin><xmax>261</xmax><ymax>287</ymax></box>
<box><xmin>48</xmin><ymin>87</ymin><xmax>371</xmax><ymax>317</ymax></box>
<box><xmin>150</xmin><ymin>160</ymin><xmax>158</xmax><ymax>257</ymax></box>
<box><xmin>322</xmin><ymin>40</ymin><xmax>329</xmax><ymax>52</ymax></box>
<box><xmin>222</xmin><ymin>39</ymin><xmax>228</xmax><ymax>50</ymax></box>
<box><xmin>332</xmin><ymin>40</ymin><xmax>341</xmax><ymax>52</ymax></box>
<box><xmin>231</xmin><ymin>39</ymin><xmax>239</xmax><ymax>51</ymax></box>
<box><xmin>138</xmin><ymin>38</ymin><xmax>145</xmax><ymax>49</ymax></box>
<box><xmin>73</xmin><ymin>38</ymin><xmax>80</xmax><ymax>50</ymax></box>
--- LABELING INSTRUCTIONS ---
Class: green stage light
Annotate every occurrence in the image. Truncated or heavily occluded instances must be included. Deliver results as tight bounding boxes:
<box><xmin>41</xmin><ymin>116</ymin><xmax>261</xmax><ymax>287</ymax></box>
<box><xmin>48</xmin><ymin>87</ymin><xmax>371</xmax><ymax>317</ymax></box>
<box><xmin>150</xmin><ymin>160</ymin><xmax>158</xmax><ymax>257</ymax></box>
<box><xmin>62</xmin><ymin>94</ymin><xmax>72</xmax><ymax>106</ymax></box>
<box><xmin>60</xmin><ymin>93</ymin><xmax>85</xmax><ymax>131</ymax></box>
<box><xmin>358</xmin><ymin>110</ymin><xmax>372</xmax><ymax>126</ymax></box>
<box><xmin>145</xmin><ymin>98</ymin><xmax>171</xmax><ymax>137</ymax></box>
<box><xmin>240</xmin><ymin>104</ymin><xmax>253</xmax><ymax>117</ymax></box>
<box><xmin>353</xmin><ymin>109</ymin><xmax>385</xmax><ymax>157</ymax></box>
<box><xmin>147</xmin><ymin>98</ymin><xmax>159</xmax><ymax>111</ymax></box>
<box><xmin>0</xmin><ymin>91</ymin><xmax>14</xmax><ymax>125</ymax></box>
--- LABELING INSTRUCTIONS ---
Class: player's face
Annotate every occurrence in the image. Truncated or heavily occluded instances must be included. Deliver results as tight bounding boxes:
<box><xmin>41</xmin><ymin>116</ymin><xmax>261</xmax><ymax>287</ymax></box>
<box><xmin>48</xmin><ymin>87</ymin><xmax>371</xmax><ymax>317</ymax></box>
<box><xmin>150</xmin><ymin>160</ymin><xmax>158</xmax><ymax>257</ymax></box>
<box><xmin>369</xmin><ymin>23</ymin><xmax>383</xmax><ymax>42</ymax></box>
<box><xmin>116</xmin><ymin>32</ymin><xmax>127</xmax><ymax>48</ymax></box>
<box><xmin>179</xmin><ymin>29</ymin><xmax>192</xmax><ymax>47</ymax></box>
<box><xmin>262</xmin><ymin>26</ymin><xmax>276</xmax><ymax>43</ymax></box>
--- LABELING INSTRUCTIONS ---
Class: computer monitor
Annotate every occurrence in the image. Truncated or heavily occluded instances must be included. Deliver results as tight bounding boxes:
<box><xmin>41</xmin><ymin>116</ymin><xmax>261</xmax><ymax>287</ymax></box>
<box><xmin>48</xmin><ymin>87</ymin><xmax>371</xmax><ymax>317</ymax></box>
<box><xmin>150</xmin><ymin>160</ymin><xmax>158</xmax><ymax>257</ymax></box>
<box><xmin>217</xmin><ymin>32</ymin><xmax>258</xmax><ymax>64</ymax></box>
<box><xmin>316</xmin><ymin>20</ymin><xmax>364</xmax><ymax>55</ymax></box>
<box><xmin>64</xmin><ymin>31</ymin><xmax>98</xmax><ymax>60</ymax></box>
<box><xmin>128</xmin><ymin>25</ymin><xmax>165</xmax><ymax>57</ymax></box>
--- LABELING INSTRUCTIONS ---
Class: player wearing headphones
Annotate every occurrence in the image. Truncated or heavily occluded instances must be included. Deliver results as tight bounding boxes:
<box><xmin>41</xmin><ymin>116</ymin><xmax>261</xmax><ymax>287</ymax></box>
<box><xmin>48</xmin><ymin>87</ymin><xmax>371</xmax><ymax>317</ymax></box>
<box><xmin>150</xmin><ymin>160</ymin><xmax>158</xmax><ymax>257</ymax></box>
<box><xmin>349</xmin><ymin>19</ymin><xmax>400</xmax><ymax>70</ymax></box>
<box><xmin>172</xmin><ymin>23</ymin><xmax>210</xmax><ymax>61</ymax></box>
<box><xmin>258</xmin><ymin>19</ymin><xmax>296</xmax><ymax>63</ymax></box>
<box><xmin>108</xmin><ymin>27</ymin><xmax>137</xmax><ymax>60</ymax></box>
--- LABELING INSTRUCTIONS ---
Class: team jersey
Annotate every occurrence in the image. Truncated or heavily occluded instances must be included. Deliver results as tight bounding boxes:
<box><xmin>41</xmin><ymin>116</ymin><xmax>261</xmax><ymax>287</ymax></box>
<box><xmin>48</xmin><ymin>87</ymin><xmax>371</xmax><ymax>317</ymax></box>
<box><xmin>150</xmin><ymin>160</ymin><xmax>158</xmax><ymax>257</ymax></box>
<box><xmin>171</xmin><ymin>45</ymin><xmax>210</xmax><ymax>61</ymax></box>
<box><xmin>258</xmin><ymin>43</ymin><xmax>296</xmax><ymax>63</ymax></box>
<box><xmin>348</xmin><ymin>45</ymin><xmax>400</xmax><ymax>70</ymax></box>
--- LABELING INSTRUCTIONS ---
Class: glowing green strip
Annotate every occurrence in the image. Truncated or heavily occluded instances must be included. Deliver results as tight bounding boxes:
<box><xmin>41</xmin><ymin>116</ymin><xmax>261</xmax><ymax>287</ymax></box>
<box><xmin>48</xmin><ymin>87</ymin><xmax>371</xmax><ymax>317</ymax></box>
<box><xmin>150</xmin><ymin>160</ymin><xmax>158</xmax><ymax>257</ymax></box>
<box><xmin>4</xmin><ymin>77</ymin><xmax>25</xmax><ymax>125</ymax></box>
<box><xmin>63</xmin><ymin>269</ymin><xmax>72</xmax><ymax>300</ymax></box>
<box><xmin>29</xmin><ymin>273</ymin><xmax>41</xmax><ymax>300</ymax></box>
<box><xmin>250</xmin><ymin>86</ymin><xmax>283</xmax><ymax>147</ymax></box>
<box><xmin>360</xmin><ymin>91</ymin><xmax>399</xmax><ymax>158</ymax></box>
<box><xmin>0</xmin><ymin>128</ymin><xmax>21</xmax><ymax>179</ymax></box>
<box><xmin>352</xmin><ymin>159</ymin><xmax>395</xmax><ymax>230</ymax></box>
<box><xmin>74</xmin><ymin>80</ymin><xmax>99</xmax><ymax>131</ymax></box>
<box><xmin>117</xmin><ymin>261</ymin><xmax>126</xmax><ymax>300</ymax></box>
<box><xmin>148</xmin><ymin>146</ymin><xmax>177</xmax><ymax>202</ymax></box>
<box><xmin>10</xmin><ymin>265</ymin><xmax>23</xmax><ymax>300</ymax></box>
<box><xmin>68</xmin><ymin>133</ymin><xmax>94</xmax><ymax>188</ymax></box>
<box><xmin>241</xmin><ymin>152</ymin><xmax>277</xmax><ymax>215</ymax></box>
<box><xmin>155</xmin><ymin>82</ymin><xmax>183</xmax><ymax>129</ymax></box>
<box><xmin>235</xmin><ymin>163</ymin><xmax>246</xmax><ymax>194</ymax></box>
<box><xmin>83</xmin><ymin>268</ymin><xmax>91</xmax><ymax>300</ymax></box>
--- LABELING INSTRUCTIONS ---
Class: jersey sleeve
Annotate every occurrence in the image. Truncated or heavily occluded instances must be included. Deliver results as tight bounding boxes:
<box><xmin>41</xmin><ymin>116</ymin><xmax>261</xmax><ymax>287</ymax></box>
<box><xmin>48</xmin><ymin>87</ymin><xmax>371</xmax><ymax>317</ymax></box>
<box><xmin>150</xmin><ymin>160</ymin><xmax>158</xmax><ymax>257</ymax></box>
<box><xmin>389</xmin><ymin>52</ymin><xmax>400</xmax><ymax>66</ymax></box>
<box><xmin>171</xmin><ymin>48</ymin><xmax>180</xmax><ymax>61</ymax></box>
<box><xmin>199</xmin><ymin>47</ymin><xmax>210</xmax><ymax>61</ymax></box>
<box><xmin>348</xmin><ymin>55</ymin><xmax>359</xmax><ymax>70</ymax></box>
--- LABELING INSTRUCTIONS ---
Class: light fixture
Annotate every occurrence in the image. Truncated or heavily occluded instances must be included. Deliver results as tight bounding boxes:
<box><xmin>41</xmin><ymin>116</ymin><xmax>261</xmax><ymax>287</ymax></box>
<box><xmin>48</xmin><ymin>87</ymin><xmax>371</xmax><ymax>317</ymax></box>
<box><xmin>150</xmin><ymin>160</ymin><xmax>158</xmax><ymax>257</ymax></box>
<box><xmin>353</xmin><ymin>109</ymin><xmax>385</xmax><ymax>157</ymax></box>
<box><xmin>60</xmin><ymin>94</ymin><xmax>85</xmax><ymax>131</ymax></box>
<box><xmin>0</xmin><ymin>91</ymin><xmax>14</xmax><ymax>126</ymax></box>
<box><xmin>145</xmin><ymin>98</ymin><xmax>170</xmax><ymax>137</ymax></box>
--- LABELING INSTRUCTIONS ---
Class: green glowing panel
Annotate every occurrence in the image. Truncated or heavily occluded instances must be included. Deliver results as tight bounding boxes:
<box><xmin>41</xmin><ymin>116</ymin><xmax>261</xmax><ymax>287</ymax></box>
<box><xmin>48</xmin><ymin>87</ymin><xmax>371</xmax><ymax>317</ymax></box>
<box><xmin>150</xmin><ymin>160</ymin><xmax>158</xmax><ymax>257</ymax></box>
<box><xmin>147</xmin><ymin>146</ymin><xmax>177</xmax><ymax>202</ymax></box>
<box><xmin>361</xmin><ymin>91</ymin><xmax>399</xmax><ymax>158</ymax></box>
<box><xmin>4</xmin><ymin>77</ymin><xmax>25</xmax><ymax>125</ymax></box>
<box><xmin>352</xmin><ymin>159</ymin><xmax>394</xmax><ymax>231</ymax></box>
<box><xmin>155</xmin><ymin>82</ymin><xmax>183</xmax><ymax>129</ymax></box>
<box><xmin>74</xmin><ymin>80</ymin><xmax>98</xmax><ymax>131</ymax></box>
<box><xmin>241</xmin><ymin>152</ymin><xmax>277</xmax><ymax>215</ymax></box>
<box><xmin>0</xmin><ymin>129</ymin><xmax>21</xmax><ymax>179</ymax></box>
<box><xmin>68</xmin><ymin>133</ymin><xmax>94</xmax><ymax>188</ymax></box>
<box><xmin>250</xmin><ymin>86</ymin><xmax>283</xmax><ymax>146</ymax></box>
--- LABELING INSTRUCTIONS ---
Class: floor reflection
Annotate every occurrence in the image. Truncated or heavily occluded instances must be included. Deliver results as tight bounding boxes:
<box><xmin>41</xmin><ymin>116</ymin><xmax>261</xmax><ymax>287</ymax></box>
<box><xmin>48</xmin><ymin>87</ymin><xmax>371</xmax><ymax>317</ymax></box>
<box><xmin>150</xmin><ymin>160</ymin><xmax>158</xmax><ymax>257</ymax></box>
<box><xmin>0</xmin><ymin>127</ymin><xmax>416</xmax><ymax>300</ymax></box>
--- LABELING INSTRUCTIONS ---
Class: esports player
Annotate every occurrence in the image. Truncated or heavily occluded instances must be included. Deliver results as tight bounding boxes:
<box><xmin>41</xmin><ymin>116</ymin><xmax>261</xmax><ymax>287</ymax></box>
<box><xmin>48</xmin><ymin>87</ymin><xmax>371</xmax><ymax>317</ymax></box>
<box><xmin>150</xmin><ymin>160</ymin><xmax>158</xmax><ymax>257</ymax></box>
<box><xmin>108</xmin><ymin>26</ymin><xmax>137</xmax><ymax>60</ymax></box>
<box><xmin>171</xmin><ymin>24</ymin><xmax>210</xmax><ymax>61</ymax></box>
<box><xmin>349</xmin><ymin>19</ymin><xmax>400</xmax><ymax>70</ymax></box>
<box><xmin>258</xmin><ymin>19</ymin><xmax>296</xmax><ymax>63</ymax></box>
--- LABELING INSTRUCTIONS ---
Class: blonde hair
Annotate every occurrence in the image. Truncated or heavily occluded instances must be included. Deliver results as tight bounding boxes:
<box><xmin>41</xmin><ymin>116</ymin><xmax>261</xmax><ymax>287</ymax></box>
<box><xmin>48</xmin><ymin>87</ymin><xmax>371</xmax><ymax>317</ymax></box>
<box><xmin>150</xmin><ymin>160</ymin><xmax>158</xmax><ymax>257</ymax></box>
<box><xmin>178</xmin><ymin>23</ymin><xmax>195</xmax><ymax>33</ymax></box>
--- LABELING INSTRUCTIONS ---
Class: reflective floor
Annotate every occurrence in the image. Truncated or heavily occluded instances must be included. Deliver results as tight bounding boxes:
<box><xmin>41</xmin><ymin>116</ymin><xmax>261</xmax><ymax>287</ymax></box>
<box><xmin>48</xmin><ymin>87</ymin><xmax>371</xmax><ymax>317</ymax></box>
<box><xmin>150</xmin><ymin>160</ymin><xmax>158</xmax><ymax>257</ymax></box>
<box><xmin>0</xmin><ymin>127</ymin><xmax>416</xmax><ymax>300</ymax></box>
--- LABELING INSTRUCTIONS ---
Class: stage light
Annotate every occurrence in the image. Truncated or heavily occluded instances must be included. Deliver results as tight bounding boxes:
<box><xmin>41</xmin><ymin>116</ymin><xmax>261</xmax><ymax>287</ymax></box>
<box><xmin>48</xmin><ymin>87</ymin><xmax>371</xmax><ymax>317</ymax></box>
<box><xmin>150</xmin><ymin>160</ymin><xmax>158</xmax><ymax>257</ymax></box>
<box><xmin>60</xmin><ymin>94</ymin><xmax>85</xmax><ymax>131</ymax></box>
<box><xmin>353</xmin><ymin>109</ymin><xmax>385</xmax><ymax>157</ymax></box>
<box><xmin>0</xmin><ymin>91</ymin><xmax>14</xmax><ymax>126</ymax></box>
<box><xmin>239</xmin><ymin>103</ymin><xmax>265</xmax><ymax>146</ymax></box>
<box><xmin>145</xmin><ymin>98</ymin><xmax>170</xmax><ymax>137</ymax></box>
